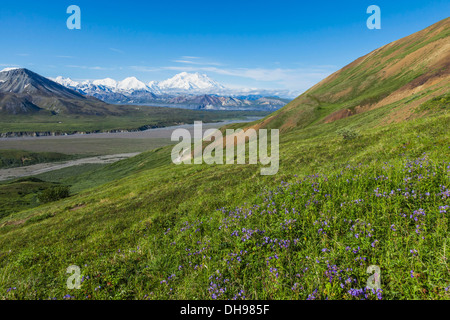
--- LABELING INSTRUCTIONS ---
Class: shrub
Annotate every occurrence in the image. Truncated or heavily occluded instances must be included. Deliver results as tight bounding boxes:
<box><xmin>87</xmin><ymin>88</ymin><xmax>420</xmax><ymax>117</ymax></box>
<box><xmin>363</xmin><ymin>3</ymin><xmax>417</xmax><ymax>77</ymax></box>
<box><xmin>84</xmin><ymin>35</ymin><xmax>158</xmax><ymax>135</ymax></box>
<box><xmin>38</xmin><ymin>186</ymin><xmax>70</xmax><ymax>203</ymax></box>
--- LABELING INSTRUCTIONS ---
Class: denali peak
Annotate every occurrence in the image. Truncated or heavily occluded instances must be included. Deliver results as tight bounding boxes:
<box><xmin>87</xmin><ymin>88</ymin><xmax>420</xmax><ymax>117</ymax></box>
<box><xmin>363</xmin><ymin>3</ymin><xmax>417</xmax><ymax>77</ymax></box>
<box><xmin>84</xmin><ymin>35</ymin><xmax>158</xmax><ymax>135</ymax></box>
<box><xmin>157</xmin><ymin>72</ymin><xmax>225</xmax><ymax>92</ymax></box>
<box><xmin>117</xmin><ymin>77</ymin><xmax>148</xmax><ymax>91</ymax></box>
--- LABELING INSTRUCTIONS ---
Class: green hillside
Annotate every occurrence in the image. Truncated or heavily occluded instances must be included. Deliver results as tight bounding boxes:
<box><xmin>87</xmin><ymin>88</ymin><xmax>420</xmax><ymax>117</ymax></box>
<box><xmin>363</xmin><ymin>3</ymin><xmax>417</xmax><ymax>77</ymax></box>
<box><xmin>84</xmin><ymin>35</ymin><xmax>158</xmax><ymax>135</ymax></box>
<box><xmin>0</xmin><ymin>111</ymin><xmax>448</xmax><ymax>300</ymax></box>
<box><xmin>251</xmin><ymin>18</ymin><xmax>449</xmax><ymax>131</ymax></box>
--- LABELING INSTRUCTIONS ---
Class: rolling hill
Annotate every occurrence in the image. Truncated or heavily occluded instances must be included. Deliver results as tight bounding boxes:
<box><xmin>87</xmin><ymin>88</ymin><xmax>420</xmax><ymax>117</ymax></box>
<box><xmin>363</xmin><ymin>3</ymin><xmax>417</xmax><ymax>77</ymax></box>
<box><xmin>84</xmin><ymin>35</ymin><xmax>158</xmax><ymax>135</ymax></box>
<box><xmin>0</xmin><ymin>68</ymin><xmax>122</xmax><ymax>116</ymax></box>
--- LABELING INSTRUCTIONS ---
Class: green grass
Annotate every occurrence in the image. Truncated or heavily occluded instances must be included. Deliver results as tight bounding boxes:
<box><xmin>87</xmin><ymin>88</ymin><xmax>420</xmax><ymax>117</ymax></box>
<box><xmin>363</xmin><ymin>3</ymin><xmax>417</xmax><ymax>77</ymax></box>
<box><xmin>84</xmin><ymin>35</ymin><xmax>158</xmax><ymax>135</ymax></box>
<box><xmin>0</xmin><ymin>106</ymin><xmax>448</xmax><ymax>300</ymax></box>
<box><xmin>32</xmin><ymin>164</ymin><xmax>107</xmax><ymax>192</ymax></box>
<box><xmin>33</xmin><ymin>148</ymin><xmax>173</xmax><ymax>194</ymax></box>
<box><xmin>417</xmin><ymin>93</ymin><xmax>450</xmax><ymax>113</ymax></box>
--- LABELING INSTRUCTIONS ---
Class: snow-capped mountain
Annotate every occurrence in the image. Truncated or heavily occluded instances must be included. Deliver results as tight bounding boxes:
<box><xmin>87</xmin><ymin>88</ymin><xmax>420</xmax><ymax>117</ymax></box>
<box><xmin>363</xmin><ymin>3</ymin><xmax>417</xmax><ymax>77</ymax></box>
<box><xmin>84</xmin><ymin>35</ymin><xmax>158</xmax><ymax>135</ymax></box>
<box><xmin>92</xmin><ymin>78</ymin><xmax>117</xmax><ymax>88</ymax></box>
<box><xmin>52</xmin><ymin>76</ymin><xmax>155</xmax><ymax>103</ymax></box>
<box><xmin>157</xmin><ymin>72</ymin><xmax>225</xmax><ymax>92</ymax></box>
<box><xmin>54</xmin><ymin>76</ymin><xmax>80</xmax><ymax>88</ymax></box>
<box><xmin>52</xmin><ymin>72</ymin><xmax>225</xmax><ymax>95</ymax></box>
<box><xmin>1</xmin><ymin>67</ymin><xmax>21</xmax><ymax>73</ymax></box>
<box><xmin>117</xmin><ymin>77</ymin><xmax>148</xmax><ymax>92</ymax></box>
<box><xmin>147</xmin><ymin>81</ymin><xmax>162</xmax><ymax>94</ymax></box>
<box><xmin>52</xmin><ymin>72</ymin><xmax>290</xmax><ymax>110</ymax></box>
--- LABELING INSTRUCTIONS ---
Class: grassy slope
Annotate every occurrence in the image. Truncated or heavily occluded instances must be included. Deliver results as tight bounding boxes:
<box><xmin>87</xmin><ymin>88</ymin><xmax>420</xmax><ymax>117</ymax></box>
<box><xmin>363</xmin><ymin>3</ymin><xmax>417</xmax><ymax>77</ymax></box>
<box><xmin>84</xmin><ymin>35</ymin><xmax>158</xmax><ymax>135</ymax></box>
<box><xmin>0</xmin><ymin>145</ymin><xmax>177</xmax><ymax>218</ymax></box>
<box><xmin>251</xmin><ymin>18</ymin><xmax>449</xmax><ymax>131</ymax></box>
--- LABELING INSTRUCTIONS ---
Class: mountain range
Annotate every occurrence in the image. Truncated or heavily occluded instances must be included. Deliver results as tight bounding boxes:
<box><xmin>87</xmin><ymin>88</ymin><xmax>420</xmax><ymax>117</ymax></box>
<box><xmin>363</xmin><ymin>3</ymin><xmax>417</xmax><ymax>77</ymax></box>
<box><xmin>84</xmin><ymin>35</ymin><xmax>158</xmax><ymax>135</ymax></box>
<box><xmin>0</xmin><ymin>68</ymin><xmax>289</xmax><ymax>114</ymax></box>
<box><xmin>52</xmin><ymin>72</ymin><xmax>290</xmax><ymax>110</ymax></box>
<box><xmin>54</xmin><ymin>72</ymin><xmax>225</xmax><ymax>95</ymax></box>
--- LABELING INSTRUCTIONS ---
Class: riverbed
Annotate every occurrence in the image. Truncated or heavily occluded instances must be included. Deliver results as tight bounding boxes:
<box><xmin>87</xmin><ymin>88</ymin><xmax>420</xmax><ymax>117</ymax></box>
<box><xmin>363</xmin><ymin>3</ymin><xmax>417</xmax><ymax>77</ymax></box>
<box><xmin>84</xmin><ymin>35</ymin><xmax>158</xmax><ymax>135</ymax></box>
<box><xmin>0</xmin><ymin>153</ymin><xmax>140</xmax><ymax>182</ymax></box>
<box><xmin>0</xmin><ymin>118</ymin><xmax>258</xmax><ymax>156</ymax></box>
<box><xmin>0</xmin><ymin>118</ymin><xmax>260</xmax><ymax>181</ymax></box>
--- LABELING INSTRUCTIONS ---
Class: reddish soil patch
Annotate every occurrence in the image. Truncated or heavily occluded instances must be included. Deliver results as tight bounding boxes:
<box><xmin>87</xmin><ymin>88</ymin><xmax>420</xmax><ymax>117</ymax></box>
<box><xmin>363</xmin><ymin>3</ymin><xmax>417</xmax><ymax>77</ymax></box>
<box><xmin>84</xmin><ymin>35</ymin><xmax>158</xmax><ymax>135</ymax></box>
<box><xmin>323</xmin><ymin>109</ymin><xmax>355</xmax><ymax>123</ymax></box>
<box><xmin>70</xmin><ymin>204</ymin><xmax>86</xmax><ymax>211</ymax></box>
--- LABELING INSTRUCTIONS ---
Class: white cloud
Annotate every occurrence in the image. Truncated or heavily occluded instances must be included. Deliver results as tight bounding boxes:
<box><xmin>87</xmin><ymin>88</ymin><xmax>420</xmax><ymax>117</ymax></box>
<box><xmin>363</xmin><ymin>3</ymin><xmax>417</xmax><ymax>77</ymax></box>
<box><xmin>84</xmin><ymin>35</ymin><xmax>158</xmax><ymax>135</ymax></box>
<box><xmin>181</xmin><ymin>56</ymin><xmax>201</xmax><ymax>60</ymax></box>
<box><xmin>110</xmin><ymin>48</ymin><xmax>124</xmax><ymax>54</ymax></box>
<box><xmin>172</xmin><ymin>57</ymin><xmax>223</xmax><ymax>66</ymax></box>
<box><xmin>129</xmin><ymin>66</ymin><xmax>160</xmax><ymax>72</ymax></box>
<box><xmin>60</xmin><ymin>58</ymin><xmax>337</xmax><ymax>95</ymax></box>
<box><xmin>66</xmin><ymin>65</ymin><xmax>112</xmax><ymax>70</ymax></box>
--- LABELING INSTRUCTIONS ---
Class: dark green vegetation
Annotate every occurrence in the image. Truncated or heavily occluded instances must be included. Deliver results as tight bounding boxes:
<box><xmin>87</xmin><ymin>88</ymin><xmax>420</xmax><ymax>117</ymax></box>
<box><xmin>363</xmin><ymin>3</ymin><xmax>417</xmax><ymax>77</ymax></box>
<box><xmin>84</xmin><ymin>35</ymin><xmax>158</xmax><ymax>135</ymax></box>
<box><xmin>0</xmin><ymin>107</ymin><xmax>448</xmax><ymax>300</ymax></box>
<box><xmin>0</xmin><ymin>164</ymin><xmax>106</xmax><ymax>219</ymax></box>
<box><xmin>0</xmin><ymin>150</ymin><xmax>73</xmax><ymax>169</ymax></box>
<box><xmin>417</xmin><ymin>93</ymin><xmax>450</xmax><ymax>113</ymax></box>
<box><xmin>0</xmin><ymin>138</ymin><xmax>173</xmax><ymax>156</ymax></box>
<box><xmin>0</xmin><ymin>108</ymin><xmax>269</xmax><ymax>136</ymax></box>
<box><xmin>0</xmin><ymin>19</ymin><xmax>448</xmax><ymax>300</ymax></box>
<box><xmin>0</xmin><ymin>178</ymin><xmax>66</xmax><ymax>219</ymax></box>
<box><xmin>38</xmin><ymin>186</ymin><xmax>70</xmax><ymax>204</ymax></box>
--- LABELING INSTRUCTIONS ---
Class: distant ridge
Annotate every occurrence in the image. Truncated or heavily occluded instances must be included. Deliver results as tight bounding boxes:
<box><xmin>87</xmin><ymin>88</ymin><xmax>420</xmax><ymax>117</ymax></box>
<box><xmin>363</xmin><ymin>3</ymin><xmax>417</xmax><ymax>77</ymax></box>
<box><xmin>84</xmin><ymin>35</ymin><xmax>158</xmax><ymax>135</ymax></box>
<box><xmin>53</xmin><ymin>72</ymin><xmax>290</xmax><ymax>110</ymax></box>
<box><xmin>0</xmin><ymin>68</ymin><xmax>86</xmax><ymax>99</ymax></box>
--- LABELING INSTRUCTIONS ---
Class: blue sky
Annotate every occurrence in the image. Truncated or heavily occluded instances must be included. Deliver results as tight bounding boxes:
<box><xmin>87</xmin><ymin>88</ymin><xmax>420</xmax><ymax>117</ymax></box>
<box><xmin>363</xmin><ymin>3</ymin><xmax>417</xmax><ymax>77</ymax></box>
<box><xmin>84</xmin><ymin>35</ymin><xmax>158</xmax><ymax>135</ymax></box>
<box><xmin>0</xmin><ymin>0</ymin><xmax>448</xmax><ymax>95</ymax></box>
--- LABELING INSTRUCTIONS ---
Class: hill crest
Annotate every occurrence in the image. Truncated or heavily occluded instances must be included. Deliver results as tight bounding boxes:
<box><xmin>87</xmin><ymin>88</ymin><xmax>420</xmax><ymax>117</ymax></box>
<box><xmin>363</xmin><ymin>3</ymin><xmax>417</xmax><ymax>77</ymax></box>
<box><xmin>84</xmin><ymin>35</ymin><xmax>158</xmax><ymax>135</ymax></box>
<box><xmin>254</xmin><ymin>18</ymin><xmax>450</xmax><ymax>131</ymax></box>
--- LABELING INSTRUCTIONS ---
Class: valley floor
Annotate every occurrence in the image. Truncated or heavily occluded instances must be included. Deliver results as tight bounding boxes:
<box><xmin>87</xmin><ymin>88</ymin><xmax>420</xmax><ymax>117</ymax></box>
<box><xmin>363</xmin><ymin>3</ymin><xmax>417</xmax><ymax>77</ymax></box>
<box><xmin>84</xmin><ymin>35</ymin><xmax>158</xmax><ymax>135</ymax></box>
<box><xmin>0</xmin><ymin>153</ymin><xmax>139</xmax><ymax>182</ymax></box>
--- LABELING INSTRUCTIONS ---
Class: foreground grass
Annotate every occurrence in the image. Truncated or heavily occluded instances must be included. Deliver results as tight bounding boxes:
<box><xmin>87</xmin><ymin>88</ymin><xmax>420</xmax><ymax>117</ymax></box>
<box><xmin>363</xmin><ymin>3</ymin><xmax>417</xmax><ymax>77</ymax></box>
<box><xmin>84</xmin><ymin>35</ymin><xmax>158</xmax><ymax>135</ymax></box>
<box><xmin>0</xmin><ymin>110</ymin><xmax>448</xmax><ymax>300</ymax></box>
